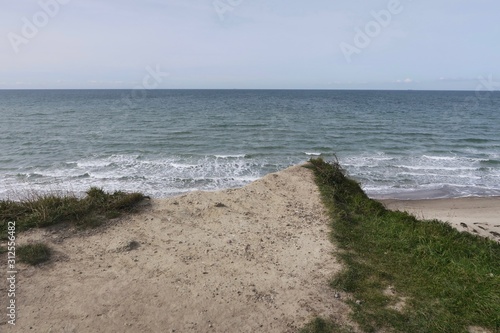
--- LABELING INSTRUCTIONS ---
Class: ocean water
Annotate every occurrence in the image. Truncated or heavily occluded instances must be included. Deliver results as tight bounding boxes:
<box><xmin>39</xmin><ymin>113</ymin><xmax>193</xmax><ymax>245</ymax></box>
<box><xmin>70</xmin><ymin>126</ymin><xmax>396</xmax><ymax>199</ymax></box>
<box><xmin>1</xmin><ymin>89</ymin><xmax>499</xmax><ymax>200</ymax></box>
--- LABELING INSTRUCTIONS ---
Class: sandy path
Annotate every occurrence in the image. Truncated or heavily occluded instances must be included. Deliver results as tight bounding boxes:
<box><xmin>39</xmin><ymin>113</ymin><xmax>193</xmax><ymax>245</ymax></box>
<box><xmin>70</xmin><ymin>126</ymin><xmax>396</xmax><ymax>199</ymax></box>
<box><xmin>1</xmin><ymin>165</ymin><xmax>351</xmax><ymax>332</ymax></box>
<box><xmin>380</xmin><ymin>197</ymin><xmax>500</xmax><ymax>242</ymax></box>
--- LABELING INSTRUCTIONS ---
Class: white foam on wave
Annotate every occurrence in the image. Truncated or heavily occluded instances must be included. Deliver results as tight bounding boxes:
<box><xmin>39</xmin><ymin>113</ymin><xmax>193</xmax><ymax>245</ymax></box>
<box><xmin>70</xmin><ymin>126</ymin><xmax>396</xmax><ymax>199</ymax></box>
<box><xmin>393</xmin><ymin>165</ymin><xmax>478</xmax><ymax>171</ymax></box>
<box><xmin>422</xmin><ymin>155</ymin><xmax>492</xmax><ymax>163</ymax></box>
<box><xmin>342</xmin><ymin>153</ymin><xmax>396</xmax><ymax>168</ymax></box>
<box><xmin>168</xmin><ymin>162</ymin><xmax>199</xmax><ymax>169</ymax></box>
<box><xmin>422</xmin><ymin>155</ymin><xmax>457</xmax><ymax>161</ymax></box>
<box><xmin>76</xmin><ymin>160</ymin><xmax>112</xmax><ymax>168</ymax></box>
<box><xmin>0</xmin><ymin>153</ymin><xmax>286</xmax><ymax>199</ymax></box>
<box><xmin>363</xmin><ymin>182</ymin><xmax>500</xmax><ymax>199</ymax></box>
<box><xmin>340</xmin><ymin>150</ymin><xmax>500</xmax><ymax>199</ymax></box>
<box><xmin>213</xmin><ymin>154</ymin><xmax>247</xmax><ymax>158</ymax></box>
<box><xmin>3</xmin><ymin>149</ymin><xmax>500</xmax><ymax>200</ymax></box>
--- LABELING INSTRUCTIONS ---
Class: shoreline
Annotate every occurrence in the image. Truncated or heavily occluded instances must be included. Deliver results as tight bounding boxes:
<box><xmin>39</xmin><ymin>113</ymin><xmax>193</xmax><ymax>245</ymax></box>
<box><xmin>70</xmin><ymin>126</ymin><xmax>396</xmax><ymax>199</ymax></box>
<box><xmin>378</xmin><ymin>196</ymin><xmax>500</xmax><ymax>242</ymax></box>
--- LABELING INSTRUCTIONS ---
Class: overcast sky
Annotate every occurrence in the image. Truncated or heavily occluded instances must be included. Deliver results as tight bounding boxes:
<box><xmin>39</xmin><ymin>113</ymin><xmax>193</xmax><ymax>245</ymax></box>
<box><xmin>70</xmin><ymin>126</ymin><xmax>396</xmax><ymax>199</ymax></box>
<box><xmin>1</xmin><ymin>0</ymin><xmax>499</xmax><ymax>90</ymax></box>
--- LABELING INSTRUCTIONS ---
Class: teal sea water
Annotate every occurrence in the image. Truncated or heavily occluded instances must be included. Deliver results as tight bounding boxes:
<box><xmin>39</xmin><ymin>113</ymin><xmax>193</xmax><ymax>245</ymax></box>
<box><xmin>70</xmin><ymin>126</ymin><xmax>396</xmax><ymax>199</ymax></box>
<box><xmin>1</xmin><ymin>89</ymin><xmax>499</xmax><ymax>200</ymax></box>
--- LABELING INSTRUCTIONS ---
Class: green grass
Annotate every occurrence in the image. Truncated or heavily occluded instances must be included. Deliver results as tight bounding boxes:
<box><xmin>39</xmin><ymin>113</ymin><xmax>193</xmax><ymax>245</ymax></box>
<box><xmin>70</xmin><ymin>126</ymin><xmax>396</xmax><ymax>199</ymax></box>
<box><xmin>17</xmin><ymin>243</ymin><xmax>51</xmax><ymax>265</ymax></box>
<box><xmin>304</xmin><ymin>158</ymin><xmax>500</xmax><ymax>333</ymax></box>
<box><xmin>0</xmin><ymin>187</ymin><xmax>145</xmax><ymax>240</ymax></box>
<box><xmin>300</xmin><ymin>318</ymin><xmax>354</xmax><ymax>333</ymax></box>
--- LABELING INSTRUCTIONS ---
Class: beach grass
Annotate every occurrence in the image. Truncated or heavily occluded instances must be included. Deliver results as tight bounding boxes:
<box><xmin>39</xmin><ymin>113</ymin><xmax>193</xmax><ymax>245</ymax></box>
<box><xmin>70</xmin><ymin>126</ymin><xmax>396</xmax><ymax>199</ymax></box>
<box><xmin>305</xmin><ymin>158</ymin><xmax>500</xmax><ymax>333</ymax></box>
<box><xmin>17</xmin><ymin>243</ymin><xmax>51</xmax><ymax>265</ymax></box>
<box><xmin>0</xmin><ymin>187</ymin><xmax>145</xmax><ymax>240</ymax></box>
<box><xmin>300</xmin><ymin>318</ymin><xmax>354</xmax><ymax>333</ymax></box>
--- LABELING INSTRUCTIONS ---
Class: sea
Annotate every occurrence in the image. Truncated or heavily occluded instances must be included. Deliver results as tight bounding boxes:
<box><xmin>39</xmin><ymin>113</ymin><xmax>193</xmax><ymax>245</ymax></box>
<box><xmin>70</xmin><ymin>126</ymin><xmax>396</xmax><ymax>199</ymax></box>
<box><xmin>1</xmin><ymin>89</ymin><xmax>499</xmax><ymax>200</ymax></box>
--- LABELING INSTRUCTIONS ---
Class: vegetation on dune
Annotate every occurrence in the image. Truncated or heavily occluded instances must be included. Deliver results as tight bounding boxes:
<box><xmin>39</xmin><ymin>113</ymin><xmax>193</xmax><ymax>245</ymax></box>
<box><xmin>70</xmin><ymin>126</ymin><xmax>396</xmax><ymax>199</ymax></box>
<box><xmin>303</xmin><ymin>158</ymin><xmax>500</xmax><ymax>333</ymax></box>
<box><xmin>300</xmin><ymin>318</ymin><xmax>353</xmax><ymax>333</ymax></box>
<box><xmin>17</xmin><ymin>243</ymin><xmax>52</xmax><ymax>265</ymax></box>
<box><xmin>0</xmin><ymin>187</ymin><xmax>146</xmax><ymax>240</ymax></box>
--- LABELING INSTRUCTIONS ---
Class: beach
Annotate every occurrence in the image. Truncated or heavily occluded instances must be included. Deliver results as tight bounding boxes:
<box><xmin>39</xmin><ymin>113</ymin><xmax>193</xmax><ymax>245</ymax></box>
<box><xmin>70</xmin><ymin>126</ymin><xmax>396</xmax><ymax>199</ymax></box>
<box><xmin>3</xmin><ymin>165</ymin><xmax>353</xmax><ymax>332</ymax></box>
<box><xmin>379</xmin><ymin>197</ymin><xmax>500</xmax><ymax>242</ymax></box>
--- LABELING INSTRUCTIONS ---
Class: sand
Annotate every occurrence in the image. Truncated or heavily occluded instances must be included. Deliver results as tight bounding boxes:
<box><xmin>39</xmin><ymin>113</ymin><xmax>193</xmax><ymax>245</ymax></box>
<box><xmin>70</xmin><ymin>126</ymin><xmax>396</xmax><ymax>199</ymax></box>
<box><xmin>379</xmin><ymin>197</ymin><xmax>500</xmax><ymax>242</ymax></box>
<box><xmin>1</xmin><ymin>165</ymin><xmax>353</xmax><ymax>333</ymax></box>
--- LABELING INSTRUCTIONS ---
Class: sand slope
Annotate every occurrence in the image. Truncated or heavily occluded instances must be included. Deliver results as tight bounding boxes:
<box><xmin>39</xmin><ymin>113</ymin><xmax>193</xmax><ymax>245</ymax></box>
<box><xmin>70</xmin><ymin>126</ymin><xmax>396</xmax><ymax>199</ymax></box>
<box><xmin>1</xmin><ymin>165</ymin><xmax>351</xmax><ymax>332</ymax></box>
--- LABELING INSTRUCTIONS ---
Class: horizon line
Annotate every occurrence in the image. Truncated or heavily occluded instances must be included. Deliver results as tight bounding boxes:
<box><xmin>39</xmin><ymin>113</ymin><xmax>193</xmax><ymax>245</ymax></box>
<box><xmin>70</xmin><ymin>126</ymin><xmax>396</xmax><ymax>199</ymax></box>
<box><xmin>0</xmin><ymin>88</ymin><xmax>498</xmax><ymax>92</ymax></box>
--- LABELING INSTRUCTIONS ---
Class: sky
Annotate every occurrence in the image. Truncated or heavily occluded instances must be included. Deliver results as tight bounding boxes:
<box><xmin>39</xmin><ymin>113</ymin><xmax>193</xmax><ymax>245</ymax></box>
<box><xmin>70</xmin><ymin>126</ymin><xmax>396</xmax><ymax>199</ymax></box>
<box><xmin>1</xmin><ymin>0</ymin><xmax>499</xmax><ymax>90</ymax></box>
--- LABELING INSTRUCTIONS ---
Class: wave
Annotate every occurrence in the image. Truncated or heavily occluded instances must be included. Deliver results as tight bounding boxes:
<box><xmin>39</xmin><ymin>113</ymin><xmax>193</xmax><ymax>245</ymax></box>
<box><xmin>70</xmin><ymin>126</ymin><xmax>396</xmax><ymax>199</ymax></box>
<box><xmin>422</xmin><ymin>155</ymin><xmax>457</xmax><ymax>161</ymax></box>
<box><xmin>364</xmin><ymin>183</ymin><xmax>500</xmax><ymax>200</ymax></box>
<box><xmin>393</xmin><ymin>165</ymin><xmax>479</xmax><ymax>171</ymax></box>
<box><xmin>459</xmin><ymin>138</ymin><xmax>491</xmax><ymax>144</ymax></box>
<box><xmin>16</xmin><ymin>172</ymin><xmax>44</xmax><ymax>179</ymax></box>
<box><xmin>1</xmin><ymin>154</ymin><xmax>291</xmax><ymax>199</ymax></box>
<box><xmin>2</xmin><ymin>150</ymin><xmax>500</xmax><ymax>201</ymax></box>
<box><xmin>480</xmin><ymin>159</ymin><xmax>500</xmax><ymax>166</ymax></box>
<box><xmin>213</xmin><ymin>154</ymin><xmax>247</xmax><ymax>159</ymax></box>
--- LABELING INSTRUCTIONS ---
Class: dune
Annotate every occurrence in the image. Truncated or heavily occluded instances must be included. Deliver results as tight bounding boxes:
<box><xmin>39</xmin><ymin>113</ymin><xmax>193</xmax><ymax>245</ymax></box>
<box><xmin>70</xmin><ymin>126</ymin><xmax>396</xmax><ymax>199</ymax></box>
<box><xmin>5</xmin><ymin>165</ymin><xmax>352</xmax><ymax>332</ymax></box>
